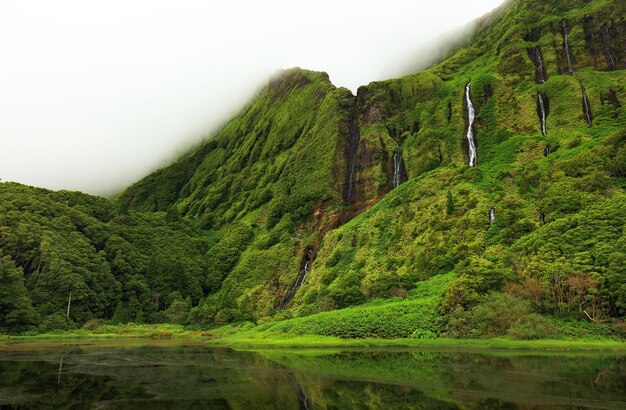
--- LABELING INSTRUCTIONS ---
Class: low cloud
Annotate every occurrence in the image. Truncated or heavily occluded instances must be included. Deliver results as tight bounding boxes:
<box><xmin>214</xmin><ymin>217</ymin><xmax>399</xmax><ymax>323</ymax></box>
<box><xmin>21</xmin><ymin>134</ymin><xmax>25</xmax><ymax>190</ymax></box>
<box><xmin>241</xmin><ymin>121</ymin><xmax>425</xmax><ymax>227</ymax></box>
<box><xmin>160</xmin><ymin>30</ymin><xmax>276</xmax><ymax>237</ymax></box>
<box><xmin>0</xmin><ymin>0</ymin><xmax>504</xmax><ymax>196</ymax></box>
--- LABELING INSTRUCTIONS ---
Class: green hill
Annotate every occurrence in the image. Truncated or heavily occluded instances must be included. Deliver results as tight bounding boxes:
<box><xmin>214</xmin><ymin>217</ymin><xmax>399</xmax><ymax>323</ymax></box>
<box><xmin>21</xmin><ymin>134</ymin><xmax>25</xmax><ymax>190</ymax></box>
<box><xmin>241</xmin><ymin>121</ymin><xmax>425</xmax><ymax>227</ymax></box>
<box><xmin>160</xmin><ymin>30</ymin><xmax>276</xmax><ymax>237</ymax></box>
<box><xmin>1</xmin><ymin>0</ymin><xmax>625</xmax><ymax>338</ymax></box>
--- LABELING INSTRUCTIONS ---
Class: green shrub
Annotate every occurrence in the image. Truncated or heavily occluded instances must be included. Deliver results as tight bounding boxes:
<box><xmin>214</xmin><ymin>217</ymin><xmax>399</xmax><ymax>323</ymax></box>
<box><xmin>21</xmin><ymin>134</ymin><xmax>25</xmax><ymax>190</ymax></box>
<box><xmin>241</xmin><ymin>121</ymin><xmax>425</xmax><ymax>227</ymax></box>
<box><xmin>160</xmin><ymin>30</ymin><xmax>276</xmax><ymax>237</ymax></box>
<box><xmin>508</xmin><ymin>314</ymin><xmax>558</xmax><ymax>339</ymax></box>
<box><xmin>473</xmin><ymin>293</ymin><xmax>530</xmax><ymax>336</ymax></box>
<box><xmin>444</xmin><ymin>307</ymin><xmax>482</xmax><ymax>338</ymax></box>
<box><xmin>410</xmin><ymin>329</ymin><xmax>437</xmax><ymax>339</ymax></box>
<box><xmin>39</xmin><ymin>313</ymin><xmax>76</xmax><ymax>332</ymax></box>
<box><xmin>111</xmin><ymin>301</ymin><xmax>129</xmax><ymax>325</ymax></box>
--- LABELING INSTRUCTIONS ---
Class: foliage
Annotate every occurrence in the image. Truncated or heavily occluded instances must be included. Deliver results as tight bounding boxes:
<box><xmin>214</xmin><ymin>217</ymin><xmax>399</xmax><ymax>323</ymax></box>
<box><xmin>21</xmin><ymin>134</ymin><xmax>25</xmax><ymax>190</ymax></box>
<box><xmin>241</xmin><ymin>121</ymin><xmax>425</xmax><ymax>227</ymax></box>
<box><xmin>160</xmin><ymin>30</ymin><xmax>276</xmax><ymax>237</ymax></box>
<box><xmin>111</xmin><ymin>301</ymin><xmax>129</xmax><ymax>325</ymax></box>
<box><xmin>2</xmin><ymin>0</ymin><xmax>626</xmax><ymax>338</ymax></box>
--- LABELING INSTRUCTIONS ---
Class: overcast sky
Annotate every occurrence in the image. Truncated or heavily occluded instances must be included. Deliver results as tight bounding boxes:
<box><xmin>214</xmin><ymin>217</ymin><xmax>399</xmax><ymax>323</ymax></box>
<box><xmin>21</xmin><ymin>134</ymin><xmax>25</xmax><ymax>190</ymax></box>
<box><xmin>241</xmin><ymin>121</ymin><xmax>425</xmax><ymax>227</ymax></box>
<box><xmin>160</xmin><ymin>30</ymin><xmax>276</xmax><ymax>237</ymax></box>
<box><xmin>0</xmin><ymin>0</ymin><xmax>504</xmax><ymax>196</ymax></box>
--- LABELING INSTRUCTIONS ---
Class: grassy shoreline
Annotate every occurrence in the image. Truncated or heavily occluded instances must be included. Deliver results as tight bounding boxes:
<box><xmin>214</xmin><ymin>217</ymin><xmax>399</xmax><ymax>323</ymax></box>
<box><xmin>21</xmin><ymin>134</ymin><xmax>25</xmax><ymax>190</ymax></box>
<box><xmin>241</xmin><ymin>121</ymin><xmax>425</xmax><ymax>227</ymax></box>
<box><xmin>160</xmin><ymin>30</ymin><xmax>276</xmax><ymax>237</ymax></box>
<box><xmin>2</xmin><ymin>327</ymin><xmax>625</xmax><ymax>352</ymax></box>
<box><xmin>205</xmin><ymin>333</ymin><xmax>626</xmax><ymax>351</ymax></box>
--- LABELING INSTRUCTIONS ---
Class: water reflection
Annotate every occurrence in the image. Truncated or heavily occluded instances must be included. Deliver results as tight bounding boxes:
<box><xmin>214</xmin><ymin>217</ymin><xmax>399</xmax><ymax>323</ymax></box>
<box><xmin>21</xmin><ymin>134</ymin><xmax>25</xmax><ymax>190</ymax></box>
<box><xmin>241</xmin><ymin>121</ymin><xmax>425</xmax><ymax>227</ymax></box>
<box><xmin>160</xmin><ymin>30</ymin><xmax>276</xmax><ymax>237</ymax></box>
<box><xmin>0</xmin><ymin>342</ymin><xmax>624</xmax><ymax>409</ymax></box>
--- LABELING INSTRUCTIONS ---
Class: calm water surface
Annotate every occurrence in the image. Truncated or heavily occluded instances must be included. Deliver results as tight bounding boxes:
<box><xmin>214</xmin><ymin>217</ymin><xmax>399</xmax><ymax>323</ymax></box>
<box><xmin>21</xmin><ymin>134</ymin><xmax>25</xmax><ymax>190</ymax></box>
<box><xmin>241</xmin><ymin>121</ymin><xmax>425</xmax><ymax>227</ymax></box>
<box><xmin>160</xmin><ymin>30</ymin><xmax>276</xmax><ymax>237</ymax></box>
<box><xmin>1</xmin><ymin>340</ymin><xmax>625</xmax><ymax>409</ymax></box>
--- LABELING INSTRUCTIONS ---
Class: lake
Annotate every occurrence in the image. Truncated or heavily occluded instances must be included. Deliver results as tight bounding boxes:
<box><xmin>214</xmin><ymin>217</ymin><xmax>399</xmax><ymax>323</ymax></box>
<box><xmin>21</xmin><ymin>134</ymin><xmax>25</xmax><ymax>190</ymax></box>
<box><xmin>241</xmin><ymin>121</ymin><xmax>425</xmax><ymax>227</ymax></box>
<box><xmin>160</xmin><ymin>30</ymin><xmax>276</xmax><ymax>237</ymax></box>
<box><xmin>1</xmin><ymin>340</ymin><xmax>625</xmax><ymax>409</ymax></box>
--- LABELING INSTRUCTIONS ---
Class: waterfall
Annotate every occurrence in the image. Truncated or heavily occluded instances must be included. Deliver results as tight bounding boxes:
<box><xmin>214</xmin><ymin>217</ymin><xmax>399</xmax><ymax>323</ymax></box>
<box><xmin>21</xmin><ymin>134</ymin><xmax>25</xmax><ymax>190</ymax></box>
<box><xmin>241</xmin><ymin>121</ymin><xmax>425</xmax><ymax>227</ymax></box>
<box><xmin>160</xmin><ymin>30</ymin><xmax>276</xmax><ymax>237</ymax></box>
<box><xmin>561</xmin><ymin>20</ymin><xmax>574</xmax><ymax>73</ymax></box>
<box><xmin>298</xmin><ymin>260</ymin><xmax>310</xmax><ymax>286</ymax></box>
<box><xmin>544</xmin><ymin>145</ymin><xmax>551</xmax><ymax>157</ymax></box>
<box><xmin>601</xmin><ymin>26</ymin><xmax>617</xmax><ymax>71</ymax></box>
<box><xmin>537</xmin><ymin>93</ymin><xmax>548</xmax><ymax>136</ymax></box>
<box><xmin>540</xmin><ymin>211</ymin><xmax>546</xmax><ymax>225</ymax></box>
<box><xmin>392</xmin><ymin>152</ymin><xmax>402</xmax><ymax>188</ymax></box>
<box><xmin>582</xmin><ymin>87</ymin><xmax>593</xmax><ymax>126</ymax></box>
<box><xmin>489</xmin><ymin>207</ymin><xmax>496</xmax><ymax>227</ymax></box>
<box><xmin>281</xmin><ymin>250</ymin><xmax>313</xmax><ymax>307</ymax></box>
<box><xmin>465</xmin><ymin>83</ymin><xmax>478</xmax><ymax>167</ymax></box>
<box><xmin>389</xmin><ymin>137</ymin><xmax>405</xmax><ymax>189</ymax></box>
<box><xmin>345</xmin><ymin>119</ymin><xmax>360</xmax><ymax>202</ymax></box>
<box><xmin>535</xmin><ymin>47</ymin><xmax>547</xmax><ymax>83</ymax></box>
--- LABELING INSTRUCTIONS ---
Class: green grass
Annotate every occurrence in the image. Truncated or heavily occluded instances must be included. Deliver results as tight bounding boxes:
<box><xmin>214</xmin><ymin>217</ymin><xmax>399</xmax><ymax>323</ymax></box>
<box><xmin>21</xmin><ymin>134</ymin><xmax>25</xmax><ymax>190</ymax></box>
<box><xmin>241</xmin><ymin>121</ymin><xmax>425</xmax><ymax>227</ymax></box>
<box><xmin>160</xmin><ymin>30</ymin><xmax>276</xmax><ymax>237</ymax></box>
<box><xmin>2</xmin><ymin>323</ymin><xmax>206</xmax><ymax>342</ymax></box>
<box><xmin>3</xmin><ymin>329</ymin><xmax>624</xmax><ymax>353</ymax></box>
<box><xmin>208</xmin><ymin>333</ymin><xmax>626</xmax><ymax>352</ymax></box>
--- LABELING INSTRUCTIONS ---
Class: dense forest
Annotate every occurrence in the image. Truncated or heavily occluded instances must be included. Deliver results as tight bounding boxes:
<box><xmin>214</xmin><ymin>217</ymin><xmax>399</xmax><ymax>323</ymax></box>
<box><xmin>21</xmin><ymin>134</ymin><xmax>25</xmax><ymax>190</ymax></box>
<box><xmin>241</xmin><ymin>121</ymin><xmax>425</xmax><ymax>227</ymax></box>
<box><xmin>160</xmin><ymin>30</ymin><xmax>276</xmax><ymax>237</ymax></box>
<box><xmin>1</xmin><ymin>0</ymin><xmax>625</xmax><ymax>339</ymax></box>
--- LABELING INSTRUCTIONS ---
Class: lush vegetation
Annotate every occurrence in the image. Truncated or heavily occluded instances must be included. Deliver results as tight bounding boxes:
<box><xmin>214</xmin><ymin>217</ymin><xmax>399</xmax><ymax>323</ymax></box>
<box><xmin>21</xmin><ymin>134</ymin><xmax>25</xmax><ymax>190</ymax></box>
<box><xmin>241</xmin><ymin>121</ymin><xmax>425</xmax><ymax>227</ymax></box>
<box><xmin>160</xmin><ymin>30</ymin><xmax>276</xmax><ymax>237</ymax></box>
<box><xmin>0</xmin><ymin>183</ymin><xmax>211</xmax><ymax>332</ymax></box>
<box><xmin>1</xmin><ymin>0</ymin><xmax>625</xmax><ymax>343</ymax></box>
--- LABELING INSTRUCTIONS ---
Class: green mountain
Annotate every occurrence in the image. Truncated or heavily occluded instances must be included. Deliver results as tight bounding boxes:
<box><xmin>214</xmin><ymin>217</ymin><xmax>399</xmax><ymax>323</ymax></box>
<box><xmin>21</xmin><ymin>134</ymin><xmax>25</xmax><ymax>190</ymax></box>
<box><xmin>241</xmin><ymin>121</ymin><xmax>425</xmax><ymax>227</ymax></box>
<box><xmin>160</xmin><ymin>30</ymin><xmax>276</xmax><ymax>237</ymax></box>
<box><xmin>1</xmin><ymin>0</ymin><xmax>625</xmax><ymax>337</ymax></box>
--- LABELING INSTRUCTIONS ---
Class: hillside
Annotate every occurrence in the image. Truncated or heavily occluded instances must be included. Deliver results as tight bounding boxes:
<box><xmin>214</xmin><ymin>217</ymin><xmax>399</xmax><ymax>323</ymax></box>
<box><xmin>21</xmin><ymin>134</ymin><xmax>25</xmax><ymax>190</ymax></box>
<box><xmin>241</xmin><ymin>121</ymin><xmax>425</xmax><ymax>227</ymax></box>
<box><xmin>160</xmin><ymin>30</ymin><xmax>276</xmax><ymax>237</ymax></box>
<box><xmin>1</xmin><ymin>0</ymin><xmax>625</xmax><ymax>337</ymax></box>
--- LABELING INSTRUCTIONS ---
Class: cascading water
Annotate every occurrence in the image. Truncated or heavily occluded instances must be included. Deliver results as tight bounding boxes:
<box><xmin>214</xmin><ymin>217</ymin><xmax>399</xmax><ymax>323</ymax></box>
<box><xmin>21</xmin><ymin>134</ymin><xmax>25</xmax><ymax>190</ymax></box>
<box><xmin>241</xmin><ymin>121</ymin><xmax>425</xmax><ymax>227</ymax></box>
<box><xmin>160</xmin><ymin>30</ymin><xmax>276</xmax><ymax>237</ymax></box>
<box><xmin>540</xmin><ymin>211</ymin><xmax>546</xmax><ymax>225</ymax></box>
<box><xmin>298</xmin><ymin>260</ymin><xmax>310</xmax><ymax>286</ymax></box>
<box><xmin>535</xmin><ymin>47</ymin><xmax>547</xmax><ymax>83</ymax></box>
<box><xmin>600</xmin><ymin>26</ymin><xmax>617</xmax><ymax>71</ymax></box>
<box><xmin>582</xmin><ymin>86</ymin><xmax>593</xmax><ymax>126</ymax></box>
<box><xmin>465</xmin><ymin>83</ymin><xmax>478</xmax><ymax>167</ymax></box>
<box><xmin>561</xmin><ymin>20</ymin><xmax>574</xmax><ymax>73</ymax></box>
<box><xmin>281</xmin><ymin>249</ymin><xmax>314</xmax><ymax>307</ymax></box>
<box><xmin>389</xmin><ymin>137</ymin><xmax>406</xmax><ymax>189</ymax></box>
<box><xmin>489</xmin><ymin>207</ymin><xmax>496</xmax><ymax>227</ymax></box>
<box><xmin>392</xmin><ymin>152</ymin><xmax>402</xmax><ymax>188</ymax></box>
<box><xmin>544</xmin><ymin>145</ymin><xmax>552</xmax><ymax>157</ymax></box>
<box><xmin>537</xmin><ymin>93</ymin><xmax>548</xmax><ymax>136</ymax></box>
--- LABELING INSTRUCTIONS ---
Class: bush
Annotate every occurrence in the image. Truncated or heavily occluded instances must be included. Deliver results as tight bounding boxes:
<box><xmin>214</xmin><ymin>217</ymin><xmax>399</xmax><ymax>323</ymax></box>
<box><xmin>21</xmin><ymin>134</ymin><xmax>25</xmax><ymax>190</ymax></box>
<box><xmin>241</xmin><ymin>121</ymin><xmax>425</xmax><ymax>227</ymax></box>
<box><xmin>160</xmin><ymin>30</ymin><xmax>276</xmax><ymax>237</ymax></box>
<box><xmin>508</xmin><ymin>314</ymin><xmax>558</xmax><ymax>339</ymax></box>
<box><xmin>111</xmin><ymin>301</ymin><xmax>129</xmax><ymax>325</ymax></box>
<box><xmin>39</xmin><ymin>313</ymin><xmax>76</xmax><ymax>332</ymax></box>
<box><xmin>165</xmin><ymin>296</ymin><xmax>192</xmax><ymax>324</ymax></box>
<box><xmin>444</xmin><ymin>307</ymin><xmax>482</xmax><ymax>338</ymax></box>
<box><xmin>410</xmin><ymin>329</ymin><xmax>437</xmax><ymax>339</ymax></box>
<box><xmin>82</xmin><ymin>318</ymin><xmax>108</xmax><ymax>330</ymax></box>
<box><xmin>473</xmin><ymin>293</ymin><xmax>530</xmax><ymax>336</ymax></box>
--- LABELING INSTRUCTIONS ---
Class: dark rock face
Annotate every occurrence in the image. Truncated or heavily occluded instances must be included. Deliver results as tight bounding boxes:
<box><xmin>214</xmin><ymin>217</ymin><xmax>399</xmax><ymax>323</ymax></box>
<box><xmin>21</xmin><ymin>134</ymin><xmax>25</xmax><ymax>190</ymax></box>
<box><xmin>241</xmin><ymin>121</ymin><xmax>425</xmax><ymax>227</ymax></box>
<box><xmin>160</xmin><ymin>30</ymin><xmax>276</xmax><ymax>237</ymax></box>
<box><xmin>536</xmin><ymin>92</ymin><xmax>550</xmax><ymax>136</ymax></box>
<box><xmin>608</xmin><ymin>88</ymin><xmax>622</xmax><ymax>109</ymax></box>
<box><xmin>544</xmin><ymin>145</ymin><xmax>552</xmax><ymax>157</ymax></box>
<box><xmin>583</xmin><ymin>16</ymin><xmax>625</xmax><ymax>71</ymax></box>
<box><xmin>281</xmin><ymin>247</ymin><xmax>315</xmax><ymax>307</ymax></box>
<box><xmin>343</xmin><ymin>117</ymin><xmax>360</xmax><ymax>204</ymax></box>
<box><xmin>524</xmin><ymin>28</ymin><xmax>542</xmax><ymax>42</ymax></box>
<box><xmin>527</xmin><ymin>46</ymin><xmax>548</xmax><ymax>83</ymax></box>
<box><xmin>341</xmin><ymin>97</ymin><xmax>361</xmax><ymax>205</ymax></box>
<box><xmin>582</xmin><ymin>86</ymin><xmax>593</xmax><ymax>126</ymax></box>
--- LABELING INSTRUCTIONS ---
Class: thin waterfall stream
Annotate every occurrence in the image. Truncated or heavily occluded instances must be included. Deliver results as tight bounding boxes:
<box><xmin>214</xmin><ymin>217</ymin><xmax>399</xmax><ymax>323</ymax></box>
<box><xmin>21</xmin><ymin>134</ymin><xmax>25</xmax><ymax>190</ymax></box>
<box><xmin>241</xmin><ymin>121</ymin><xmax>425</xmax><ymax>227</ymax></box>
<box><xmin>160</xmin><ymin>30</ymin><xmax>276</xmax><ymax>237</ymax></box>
<box><xmin>537</xmin><ymin>93</ymin><xmax>548</xmax><ymax>136</ymax></box>
<box><xmin>561</xmin><ymin>20</ymin><xmax>574</xmax><ymax>73</ymax></box>
<box><xmin>392</xmin><ymin>153</ymin><xmax>402</xmax><ymax>188</ymax></box>
<box><xmin>281</xmin><ymin>249</ymin><xmax>314</xmax><ymax>307</ymax></box>
<box><xmin>465</xmin><ymin>83</ymin><xmax>478</xmax><ymax>167</ymax></box>
<box><xmin>535</xmin><ymin>47</ymin><xmax>547</xmax><ymax>83</ymax></box>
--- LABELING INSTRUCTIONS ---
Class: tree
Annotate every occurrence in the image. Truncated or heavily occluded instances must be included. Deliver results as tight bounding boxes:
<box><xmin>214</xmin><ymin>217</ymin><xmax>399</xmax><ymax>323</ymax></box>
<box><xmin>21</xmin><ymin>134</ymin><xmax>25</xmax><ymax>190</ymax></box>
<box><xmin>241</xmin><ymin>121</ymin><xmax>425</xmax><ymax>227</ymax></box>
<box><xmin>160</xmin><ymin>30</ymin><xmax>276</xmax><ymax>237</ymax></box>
<box><xmin>445</xmin><ymin>191</ymin><xmax>455</xmax><ymax>215</ymax></box>
<box><xmin>111</xmin><ymin>301</ymin><xmax>129</xmax><ymax>324</ymax></box>
<box><xmin>165</xmin><ymin>296</ymin><xmax>191</xmax><ymax>324</ymax></box>
<box><xmin>0</xmin><ymin>255</ymin><xmax>38</xmax><ymax>331</ymax></box>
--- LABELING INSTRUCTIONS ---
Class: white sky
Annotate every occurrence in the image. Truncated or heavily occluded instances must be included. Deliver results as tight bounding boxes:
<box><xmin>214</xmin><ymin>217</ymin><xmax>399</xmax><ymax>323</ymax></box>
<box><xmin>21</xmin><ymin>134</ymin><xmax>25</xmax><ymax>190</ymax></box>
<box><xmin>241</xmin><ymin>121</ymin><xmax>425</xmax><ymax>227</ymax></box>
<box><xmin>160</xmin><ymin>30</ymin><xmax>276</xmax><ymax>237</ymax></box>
<box><xmin>0</xmin><ymin>0</ymin><xmax>504</xmax><ymax>196</ymax></box>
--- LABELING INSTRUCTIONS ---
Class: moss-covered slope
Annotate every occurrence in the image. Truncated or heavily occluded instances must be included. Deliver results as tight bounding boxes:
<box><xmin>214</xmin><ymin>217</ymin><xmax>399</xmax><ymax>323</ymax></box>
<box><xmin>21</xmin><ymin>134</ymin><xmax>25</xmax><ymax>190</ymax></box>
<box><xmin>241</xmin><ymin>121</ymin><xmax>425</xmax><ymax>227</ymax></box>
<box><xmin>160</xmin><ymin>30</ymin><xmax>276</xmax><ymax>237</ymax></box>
<box><xmin>1</xmin><ymin>0</ymin><xmax>625</xmax><ymax>335</ymax></box>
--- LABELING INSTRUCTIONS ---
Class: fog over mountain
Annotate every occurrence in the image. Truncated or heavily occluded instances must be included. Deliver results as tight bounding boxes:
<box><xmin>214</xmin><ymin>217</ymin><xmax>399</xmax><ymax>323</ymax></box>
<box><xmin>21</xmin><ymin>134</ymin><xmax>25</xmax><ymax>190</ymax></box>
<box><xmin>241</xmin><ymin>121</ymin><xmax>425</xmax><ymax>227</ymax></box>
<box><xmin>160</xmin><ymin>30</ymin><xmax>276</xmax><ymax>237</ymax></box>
<box><xmin>0</xmin><ymin>0</ymin><xmax>504</xmax><ymax>196</ymax></box>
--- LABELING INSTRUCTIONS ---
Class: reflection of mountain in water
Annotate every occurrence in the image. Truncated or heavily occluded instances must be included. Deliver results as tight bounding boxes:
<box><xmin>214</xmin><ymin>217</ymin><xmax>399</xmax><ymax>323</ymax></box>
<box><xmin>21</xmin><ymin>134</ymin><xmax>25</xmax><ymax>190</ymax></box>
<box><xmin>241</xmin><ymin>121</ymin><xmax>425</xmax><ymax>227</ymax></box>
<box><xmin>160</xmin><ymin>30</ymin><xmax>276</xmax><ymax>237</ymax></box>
<box><xmin>0</xmin><ymin>343</ymin><xmax>625</xmax><ymax>409</ymax></box>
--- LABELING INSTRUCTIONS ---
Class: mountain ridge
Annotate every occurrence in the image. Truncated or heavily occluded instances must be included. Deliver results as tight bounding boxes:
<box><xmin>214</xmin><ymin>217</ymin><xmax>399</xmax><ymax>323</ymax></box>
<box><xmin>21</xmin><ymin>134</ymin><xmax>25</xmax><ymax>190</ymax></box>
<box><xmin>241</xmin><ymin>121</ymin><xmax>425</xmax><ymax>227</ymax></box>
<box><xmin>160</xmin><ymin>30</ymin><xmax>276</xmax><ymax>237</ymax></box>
<box><xmin>1</xmin><ymin>0</ymin><xmax>625</xmax><ymax>337</ymax></box>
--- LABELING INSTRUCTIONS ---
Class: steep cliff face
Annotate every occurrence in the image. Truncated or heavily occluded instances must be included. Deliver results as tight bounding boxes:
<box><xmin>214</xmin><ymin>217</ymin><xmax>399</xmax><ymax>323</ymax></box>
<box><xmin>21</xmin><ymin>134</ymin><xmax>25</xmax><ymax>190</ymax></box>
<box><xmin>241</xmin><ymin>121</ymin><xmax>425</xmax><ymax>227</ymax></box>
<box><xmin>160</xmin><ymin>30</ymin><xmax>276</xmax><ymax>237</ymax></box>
<box><xmin>2</xmin><ymin>0</ymin><xmax>625</xmax><ymax>333</ymax></box>
<box><xmin>120</xmin><ymin>70</ymin><xmax>360</xmax><ymax>230</ymax></box>
<box><xmin>284</xmin><ymin>0</ymin><xmax>626</xmax><ymax>317</ymax></box>
<box><xmin>118</xmin><ymin>0</ymin><xmax>626</xmax><ymax>323</ymax></box>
